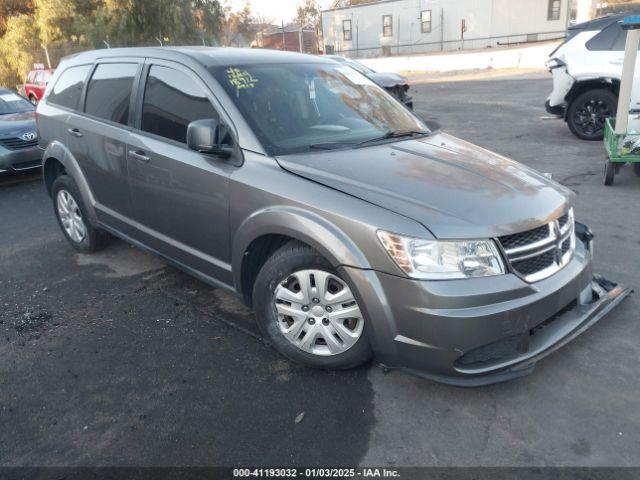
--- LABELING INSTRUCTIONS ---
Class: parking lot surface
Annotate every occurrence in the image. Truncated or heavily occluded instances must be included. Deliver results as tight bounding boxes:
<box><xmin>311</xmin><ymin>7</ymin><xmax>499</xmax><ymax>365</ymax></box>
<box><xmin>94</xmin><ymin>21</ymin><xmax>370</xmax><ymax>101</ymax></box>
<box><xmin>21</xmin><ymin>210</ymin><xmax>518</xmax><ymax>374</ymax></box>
<box><xmin>1</xmin><ymin>72</ymin><xmax>639</xmax><ymax>467</ymax></box>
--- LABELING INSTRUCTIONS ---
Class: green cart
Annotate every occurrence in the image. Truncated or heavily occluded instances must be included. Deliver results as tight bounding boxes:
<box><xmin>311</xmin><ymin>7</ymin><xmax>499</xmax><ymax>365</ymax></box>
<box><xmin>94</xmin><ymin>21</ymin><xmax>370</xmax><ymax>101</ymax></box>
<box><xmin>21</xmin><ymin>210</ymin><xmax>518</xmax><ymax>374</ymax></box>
<box><xmin>603</xmin><ymin>15</ymin><xmax>640</xmax><ymax>185</ymax></box>
<box><xmin>603</xmin><ymin>117</ymin><xmax>640</xmax><ymax>185</ymax></box>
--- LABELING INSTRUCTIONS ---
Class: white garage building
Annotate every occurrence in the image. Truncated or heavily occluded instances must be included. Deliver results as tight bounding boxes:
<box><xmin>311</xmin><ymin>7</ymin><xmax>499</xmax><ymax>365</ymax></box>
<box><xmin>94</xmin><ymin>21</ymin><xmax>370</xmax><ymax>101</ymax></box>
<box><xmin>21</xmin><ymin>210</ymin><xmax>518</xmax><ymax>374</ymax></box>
<box><xmin>321</xmin><ymin>0</ymin><xmax>570</xmax><ymax>58</ymax></box>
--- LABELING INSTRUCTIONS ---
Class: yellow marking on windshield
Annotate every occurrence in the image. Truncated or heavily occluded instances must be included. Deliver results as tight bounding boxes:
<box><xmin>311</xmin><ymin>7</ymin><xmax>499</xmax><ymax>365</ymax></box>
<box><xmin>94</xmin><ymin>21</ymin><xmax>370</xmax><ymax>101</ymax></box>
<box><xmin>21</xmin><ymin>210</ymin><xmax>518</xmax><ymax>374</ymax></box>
<box><xmin>226</xmin><ymin>68</ymin><xmax>259</xmax><ymax>91</ymax></box>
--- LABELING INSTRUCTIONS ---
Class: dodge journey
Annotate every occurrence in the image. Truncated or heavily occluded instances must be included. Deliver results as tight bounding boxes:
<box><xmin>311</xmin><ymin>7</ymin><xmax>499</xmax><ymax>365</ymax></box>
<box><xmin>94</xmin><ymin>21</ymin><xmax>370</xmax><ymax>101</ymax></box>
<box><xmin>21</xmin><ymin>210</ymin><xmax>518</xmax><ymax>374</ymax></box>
<box><xmin>37</xmin><ymin>48</ymin><xmax>629</xmax><ymax>385</ymax></box>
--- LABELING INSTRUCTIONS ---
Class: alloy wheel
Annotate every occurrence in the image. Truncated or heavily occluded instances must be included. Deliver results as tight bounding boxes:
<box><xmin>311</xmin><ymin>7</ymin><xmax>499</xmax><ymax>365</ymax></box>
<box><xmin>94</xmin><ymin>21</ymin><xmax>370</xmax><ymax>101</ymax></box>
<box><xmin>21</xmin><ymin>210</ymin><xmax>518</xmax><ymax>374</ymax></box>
<box><xmin>56</xmin><ymin>189</ymin><xmax>87</xmax><ymax>244</ymax></box>
<box><xmin>273</xmin><ymin>269</ymin><xmax>364</xmax><ymax>356</ymax></box>
<box><xmin>573</xmin><ymin>98</ymin><xmax>611</xmax><ymax>137</ymax></box>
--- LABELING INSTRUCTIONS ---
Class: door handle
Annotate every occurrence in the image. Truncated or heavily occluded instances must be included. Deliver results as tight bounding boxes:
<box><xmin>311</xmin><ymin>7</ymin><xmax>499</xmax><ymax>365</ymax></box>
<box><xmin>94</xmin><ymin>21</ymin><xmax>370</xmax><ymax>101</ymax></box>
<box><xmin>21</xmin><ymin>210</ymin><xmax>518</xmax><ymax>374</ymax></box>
<box><xmin>67</xmin><ymin>128</ymin><xmax>83</xmax><ymax>138</ymax></box>
<box><xmin>128</xmin><ymin>149</ymin><xmax>150</xmax><ymax>162</ymax></box>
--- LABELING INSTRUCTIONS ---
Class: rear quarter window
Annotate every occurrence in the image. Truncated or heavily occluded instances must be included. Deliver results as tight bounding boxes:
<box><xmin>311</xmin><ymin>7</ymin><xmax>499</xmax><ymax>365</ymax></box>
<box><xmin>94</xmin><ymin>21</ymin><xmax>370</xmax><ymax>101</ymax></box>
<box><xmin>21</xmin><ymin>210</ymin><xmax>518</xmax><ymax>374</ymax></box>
<box><xmin>586</xmin><ymin>23</ymin><xmax>623</xmax><ymax>51</ymax></box>
<box><xmin>47</xmin><ymin>64</ymin><xmax>92</xmax><ymax>110</ymax></box>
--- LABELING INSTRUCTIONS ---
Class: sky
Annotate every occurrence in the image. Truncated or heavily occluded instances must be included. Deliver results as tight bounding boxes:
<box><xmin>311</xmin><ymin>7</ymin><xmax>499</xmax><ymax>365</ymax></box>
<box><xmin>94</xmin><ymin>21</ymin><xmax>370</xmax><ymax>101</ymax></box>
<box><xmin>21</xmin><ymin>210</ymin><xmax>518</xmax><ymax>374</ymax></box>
<box><xmin>225</xmin><ymin>0</ymin><xmax>334</xmax><ymax>24</ymax></box>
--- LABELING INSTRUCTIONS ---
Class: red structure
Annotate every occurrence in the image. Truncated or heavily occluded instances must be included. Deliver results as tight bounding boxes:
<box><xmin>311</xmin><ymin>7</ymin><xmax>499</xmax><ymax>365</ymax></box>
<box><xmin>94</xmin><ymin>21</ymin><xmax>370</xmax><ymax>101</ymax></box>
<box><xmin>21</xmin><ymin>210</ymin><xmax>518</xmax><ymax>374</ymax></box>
<box><xmin>256</xmin><ymin>24</ymin><xmax>319</xmax><ymax>54</ymax></box>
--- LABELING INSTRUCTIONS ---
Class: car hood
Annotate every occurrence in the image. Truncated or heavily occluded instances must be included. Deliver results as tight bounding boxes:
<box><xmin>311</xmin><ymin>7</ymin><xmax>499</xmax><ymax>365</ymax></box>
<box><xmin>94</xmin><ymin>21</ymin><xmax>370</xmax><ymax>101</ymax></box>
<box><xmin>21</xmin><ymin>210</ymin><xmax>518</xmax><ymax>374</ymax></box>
<box><xmin>0</xmin><ymin>111</ymin><xmax>36</xmax><ymax>137</ymax></box>
<box><xmin>367</xmin><ymin>71</ymin><xmax>408</xmax><ymax>88</ymax></box>
<box><xmin>276</xmin><ymin>132</ymin><xmax>573</xmax><ymax>239</ymax></box>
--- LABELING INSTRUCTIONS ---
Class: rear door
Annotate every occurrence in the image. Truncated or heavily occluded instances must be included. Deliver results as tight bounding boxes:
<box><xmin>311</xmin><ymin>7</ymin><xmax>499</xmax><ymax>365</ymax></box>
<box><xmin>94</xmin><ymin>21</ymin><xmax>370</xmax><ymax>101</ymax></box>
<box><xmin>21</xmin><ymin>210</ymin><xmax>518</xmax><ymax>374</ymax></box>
<box><xmin>73</xmin><ymin>59</ymin><xmax>142</xmax><ymax>227</ymax></box>
<box><xmin>127</xmin><ymin>59</ymin><xmax>235</xmax><ymax>284</ymax></box>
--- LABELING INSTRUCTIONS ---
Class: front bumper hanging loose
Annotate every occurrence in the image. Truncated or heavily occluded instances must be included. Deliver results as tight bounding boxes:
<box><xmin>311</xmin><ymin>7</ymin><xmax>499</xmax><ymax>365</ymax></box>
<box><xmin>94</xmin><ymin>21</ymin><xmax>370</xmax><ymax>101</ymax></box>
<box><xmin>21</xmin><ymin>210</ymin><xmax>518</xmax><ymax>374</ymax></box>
<box><xmin>382</xmin><ymin>275</ymin><xmax>631</xmax><ymax>387</ymax></box>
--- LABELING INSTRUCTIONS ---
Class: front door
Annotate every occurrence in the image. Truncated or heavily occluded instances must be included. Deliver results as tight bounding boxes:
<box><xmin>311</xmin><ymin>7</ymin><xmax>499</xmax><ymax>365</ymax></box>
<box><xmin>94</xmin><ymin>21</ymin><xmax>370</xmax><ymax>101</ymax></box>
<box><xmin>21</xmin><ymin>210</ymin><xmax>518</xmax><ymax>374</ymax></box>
<box><xmin>127</xmin><ymin>61</ymin><xmax>235</xmax><ymax>285</ymax></box>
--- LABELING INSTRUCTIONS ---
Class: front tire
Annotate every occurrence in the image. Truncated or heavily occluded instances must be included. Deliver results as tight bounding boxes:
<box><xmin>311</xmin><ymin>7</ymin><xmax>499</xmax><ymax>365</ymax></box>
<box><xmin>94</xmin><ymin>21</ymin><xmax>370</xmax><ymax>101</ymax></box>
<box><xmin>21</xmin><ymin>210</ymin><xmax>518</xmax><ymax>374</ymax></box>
<box><xmin>252</xmin><ymin>241</ymin><xmax>372</xmax><ymax>370</ymax></box>
<box><xmin>567</xmin><ymin>89</ymin><xmax>617</xmax><ymax>141</ymax></box>
<box><xmin>603</xmin><ymin>160</ymin><xmax>615</xmax><ymax>186</ymax></box>
<box><xmin>51</xmin><ymin>175</ymin><xmax>110</xmax><ymax>253</ymax></box>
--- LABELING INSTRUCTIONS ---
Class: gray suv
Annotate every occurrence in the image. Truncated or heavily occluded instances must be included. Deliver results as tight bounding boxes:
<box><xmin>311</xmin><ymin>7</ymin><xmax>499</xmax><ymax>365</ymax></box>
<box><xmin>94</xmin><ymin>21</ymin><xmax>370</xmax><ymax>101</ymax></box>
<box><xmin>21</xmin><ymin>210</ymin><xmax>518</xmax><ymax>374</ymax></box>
<box><xmin>37</xmin><ymin>47</ymin><xmax>629</xmax><ymax>386</ymax></box>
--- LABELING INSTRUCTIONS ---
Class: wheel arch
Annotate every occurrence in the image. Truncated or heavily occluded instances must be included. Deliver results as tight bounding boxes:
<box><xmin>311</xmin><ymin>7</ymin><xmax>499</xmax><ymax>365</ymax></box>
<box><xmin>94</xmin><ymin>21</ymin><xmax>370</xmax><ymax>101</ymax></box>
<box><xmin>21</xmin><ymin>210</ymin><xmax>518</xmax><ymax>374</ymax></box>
<box><xmin>232</xmin><ymin>207</ymin><xmax>372</xmax><ymax>305</ymax></box>
<box><xmin>42</xmin><ymin>141</ymin><xmax>98</xmax><ymax>224</ymax></box>
<box><xmin>564</xmin><ymin>77</ymin><xmax>620</xmax><ymax>120</ymax></box>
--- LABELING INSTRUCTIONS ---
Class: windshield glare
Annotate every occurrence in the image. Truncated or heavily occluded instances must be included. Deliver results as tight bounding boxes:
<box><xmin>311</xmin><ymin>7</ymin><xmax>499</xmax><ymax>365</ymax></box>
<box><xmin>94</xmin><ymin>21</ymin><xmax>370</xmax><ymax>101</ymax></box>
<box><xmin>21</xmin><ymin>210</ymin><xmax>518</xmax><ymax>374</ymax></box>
<box><xmin>211</xmin><ymin>63</ymin><xmax>427</xmax><ymax>155</ymax></box>
<box><xmin>0</xmin><ymin>92</ymin><xmax>34</xmax><ymax>115</ymax></box>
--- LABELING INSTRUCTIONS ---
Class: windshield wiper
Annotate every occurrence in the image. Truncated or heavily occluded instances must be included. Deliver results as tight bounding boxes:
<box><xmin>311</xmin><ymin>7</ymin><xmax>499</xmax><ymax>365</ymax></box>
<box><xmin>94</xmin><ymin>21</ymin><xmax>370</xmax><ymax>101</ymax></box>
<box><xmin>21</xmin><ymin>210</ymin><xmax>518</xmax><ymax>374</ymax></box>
<box><xmin>308</xmin><ymin>129</ymin><xmax>429</xmax><ymax>151</ymax></box>
<box><xmin>354</xmin><ymin>129</ymin><xmax>429</xmax><ymax>147</ymax></box>
<box><xmin>308</xmin><ymin>141</ymin><xmax>358</xmax><ymax>150</ymax></box>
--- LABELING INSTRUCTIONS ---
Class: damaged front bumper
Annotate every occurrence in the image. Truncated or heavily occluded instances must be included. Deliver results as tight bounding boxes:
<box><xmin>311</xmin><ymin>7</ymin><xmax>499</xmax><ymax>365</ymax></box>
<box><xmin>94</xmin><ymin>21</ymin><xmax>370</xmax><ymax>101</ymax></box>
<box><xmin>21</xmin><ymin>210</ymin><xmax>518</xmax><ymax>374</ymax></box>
<box><xmin>340</xmin><ymin>227</ymin><xmax>631</xmax><ymax>387</ymax></box>
<box><xmin>401</xmin><ymin>274</ymin><xmax>631</xmax><ymax>386</ymax></box>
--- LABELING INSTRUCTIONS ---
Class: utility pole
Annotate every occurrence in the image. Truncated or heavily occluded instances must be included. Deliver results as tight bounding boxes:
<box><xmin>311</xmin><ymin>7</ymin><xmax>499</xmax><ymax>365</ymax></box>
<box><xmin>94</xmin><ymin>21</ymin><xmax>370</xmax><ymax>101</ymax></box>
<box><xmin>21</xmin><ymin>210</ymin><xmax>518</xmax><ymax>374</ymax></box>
<box><xmin>397</xmin><ymin>16</ymin><xmax>401</xmax><ymax>54</ymax></box>
<box><xmin>356</xmin><ymin>19</ymin><xmax>359</xmax><ymax>57</ymax></box>
<box><xmin>299</xmin><ymin>27</ymin><xmax>303</xmax><ymax>53</ymax></box>
<box><xmin>281</xmin><ymin>20</ymin><xmax>286</xmax><ymax>50</ymax></box>
<box><xmin>43</xmin><ymin>45</ymin><xmax>52</xmax><ymax>69</ymax></box>
<box><xmin>440</xmin><ymin>8</ymin><xmax>444</xmax><ymax>52</ymax></box>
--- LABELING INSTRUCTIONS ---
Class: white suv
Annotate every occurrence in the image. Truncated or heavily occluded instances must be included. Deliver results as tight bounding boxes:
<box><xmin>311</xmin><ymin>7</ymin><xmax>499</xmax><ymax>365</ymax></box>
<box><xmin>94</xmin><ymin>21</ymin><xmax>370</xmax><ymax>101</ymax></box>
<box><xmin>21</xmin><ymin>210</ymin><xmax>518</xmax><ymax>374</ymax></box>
<box><xmin>546</xmin><ymin>13</ymin><xmax>635</xmax><ymax>140</ymax></box>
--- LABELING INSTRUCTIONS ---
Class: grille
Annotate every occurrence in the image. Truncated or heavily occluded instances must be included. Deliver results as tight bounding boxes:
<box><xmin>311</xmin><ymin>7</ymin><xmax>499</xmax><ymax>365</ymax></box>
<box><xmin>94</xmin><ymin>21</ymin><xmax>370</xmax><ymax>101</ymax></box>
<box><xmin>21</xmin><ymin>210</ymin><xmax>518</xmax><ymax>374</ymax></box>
<box><xmin>558</xmin><ymin>213</ymin><xmax>569</xmax><ymax>229</ymax></box>
<box><xmin>0</xmin><ymin>137</ymin><xmax>38</xmax><ymax>151</ymax></box>
<box><xmin>499</xmin><ymin>224</ymin><xmax>550</xmax><ymax>250</ymax></box>
<box><xmin>498</xmin><ymin>209</ymin><xmax>575</xmax><ymax>282</ymax></box>
<box><xmin>511</xmin><ymin>250</ymin><xmax>555</xmax><ymax>276</ymax></box>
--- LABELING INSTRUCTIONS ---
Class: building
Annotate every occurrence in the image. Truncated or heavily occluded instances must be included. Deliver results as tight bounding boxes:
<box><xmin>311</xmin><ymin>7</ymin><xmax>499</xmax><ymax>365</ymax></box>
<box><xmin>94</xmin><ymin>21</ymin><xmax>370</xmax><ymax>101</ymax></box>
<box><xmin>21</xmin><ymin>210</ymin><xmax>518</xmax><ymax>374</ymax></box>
<box><xmin>321</xmin><ymin>0</ymin><xmax>570</xmax><ymax>58</ymax></box>
<box><xmin>255</xmin><ymin>23</ymin><xmax>319</xmax><ymax>54</ymax></box>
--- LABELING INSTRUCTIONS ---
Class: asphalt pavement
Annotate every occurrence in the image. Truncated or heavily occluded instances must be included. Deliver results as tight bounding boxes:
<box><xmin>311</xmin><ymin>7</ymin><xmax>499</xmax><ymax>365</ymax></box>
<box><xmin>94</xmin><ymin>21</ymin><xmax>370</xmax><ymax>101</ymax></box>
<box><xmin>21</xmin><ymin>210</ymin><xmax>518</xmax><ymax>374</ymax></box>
<box><xmin>1</xmin><ymin>72</ymin><xmax>638</xmax><ymax>467</ymax></box>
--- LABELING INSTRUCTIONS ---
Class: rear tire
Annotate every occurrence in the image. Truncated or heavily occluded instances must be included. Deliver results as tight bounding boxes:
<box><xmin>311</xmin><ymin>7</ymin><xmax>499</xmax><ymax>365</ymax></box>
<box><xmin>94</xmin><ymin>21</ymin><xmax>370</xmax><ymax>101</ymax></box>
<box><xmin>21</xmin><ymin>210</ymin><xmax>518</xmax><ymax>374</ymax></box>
<box><xmin>51</xmin><ymin>175</ymin><xmax>110</xmax><ymax>253</ymax></box>
<box><xmin>29</xmin><ymin>95</ymin><xmax>38</xmax><ymax>105</ymax></box>
<box><xmin>567</xmin><ymin>89</ymin><xmax>617</xmax><ymax>141</ymax></box>
<box><xmin>634</xmin><ymin>162</ymin><xmax>640</xmax><ymax>176</ymax></box>
<box><xmin>252</xmin><ymin>241</ymin><xmax>372</xmax><ymax>370</ymax></box>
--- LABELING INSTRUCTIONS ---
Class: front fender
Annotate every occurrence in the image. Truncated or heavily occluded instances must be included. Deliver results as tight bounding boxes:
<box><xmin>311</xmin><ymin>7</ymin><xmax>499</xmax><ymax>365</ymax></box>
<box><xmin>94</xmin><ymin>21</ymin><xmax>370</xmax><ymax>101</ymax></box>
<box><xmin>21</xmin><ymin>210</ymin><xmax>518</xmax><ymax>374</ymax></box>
<box><xmin>232</xmin><ymin>206</ymin><xmax>372</xmax><ymax>293</ymax></box>
<box><xmin>43</xmin><ymin>141</ymin><xmax>98</xmax><ymax>225</ymax></box>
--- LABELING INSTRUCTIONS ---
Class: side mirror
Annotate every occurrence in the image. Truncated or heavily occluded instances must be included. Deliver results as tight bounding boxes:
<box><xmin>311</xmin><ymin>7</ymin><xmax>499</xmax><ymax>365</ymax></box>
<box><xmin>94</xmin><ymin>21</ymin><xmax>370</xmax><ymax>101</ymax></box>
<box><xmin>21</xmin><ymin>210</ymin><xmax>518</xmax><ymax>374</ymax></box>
<box><xmin>187</xmin><ymin>118</ymin><xmax>234</xmax><ymax>158</ymax></box>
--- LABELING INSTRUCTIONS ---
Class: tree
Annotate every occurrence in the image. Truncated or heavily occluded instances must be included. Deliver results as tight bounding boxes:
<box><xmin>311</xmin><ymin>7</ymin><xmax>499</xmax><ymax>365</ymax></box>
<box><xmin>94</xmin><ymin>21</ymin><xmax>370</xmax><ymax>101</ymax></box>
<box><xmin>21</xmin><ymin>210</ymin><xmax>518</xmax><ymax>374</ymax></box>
<box><xmin>0</xmin><ymin>0</ymin><xmax>34</xmax><ymax>36</ymax></box>
<box><xmin>0</xmin><ymin>14</ymin><xmax>41</xmax><ymax>88</ymax></box>
<box><xmin>296</xmin><ymin>0</ymin><xmax>320</xmax><ymax>28</ymax></box>
<box><xmin>35</xmin><ymin>0</ymin><xmax>77</xmax><ymax>46</ymax></box>
<box><xmin>194</xmin><ymin>0</ymin><xmax>225</xmax><ymax>43</ymax></box>
<box><xmin>0</xmin><ymin>0</ymin><xmax>226</xmax><ymax>88</ymax></box>
<box><xmin>221</xmin><ymin>0</ymin><xmax>254</xmax><ymax>46</ymax></box>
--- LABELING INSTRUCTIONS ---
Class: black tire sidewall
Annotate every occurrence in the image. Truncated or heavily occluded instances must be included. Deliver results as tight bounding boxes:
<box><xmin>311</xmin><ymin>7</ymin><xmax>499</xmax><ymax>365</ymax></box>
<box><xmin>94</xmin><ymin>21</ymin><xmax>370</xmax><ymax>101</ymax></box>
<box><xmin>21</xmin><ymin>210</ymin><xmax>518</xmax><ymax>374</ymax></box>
<box><xmin>51</xmin><ymin>175</ymin><xmax>106</xmax><ymax>253</ymax></box>
<box><xmin>252</xmin><ymin>242</ymin><xmax>372</xmax><ymax>370</ymax></box>
<box><xmin>567</xmin><ymin>89</ymin><xmax>617</xmax><ymax>141</ymax></box>
<box><xmin>603</xmin><ymin>161</ymin><xmax>615</xmax><ymax>186</ymax></box>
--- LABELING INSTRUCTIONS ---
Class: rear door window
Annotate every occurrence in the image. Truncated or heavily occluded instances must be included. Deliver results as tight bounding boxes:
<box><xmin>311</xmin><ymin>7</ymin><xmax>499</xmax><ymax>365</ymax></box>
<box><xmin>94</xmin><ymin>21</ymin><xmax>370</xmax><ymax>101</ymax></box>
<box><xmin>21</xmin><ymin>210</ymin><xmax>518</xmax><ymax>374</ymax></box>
<box><xmin>47</xmin><ymin>65</ymin><xmax>91</xmax><ymax>110</ymax></box>
<box><xmin>84</xmin><ymin>63</ymin><xmax>138</xmax><ymax>125</ymax></box>
<box><xmin>140</xmin><ymin>65</ymin><xmax>219</xmax><ymax>144</ymax></box>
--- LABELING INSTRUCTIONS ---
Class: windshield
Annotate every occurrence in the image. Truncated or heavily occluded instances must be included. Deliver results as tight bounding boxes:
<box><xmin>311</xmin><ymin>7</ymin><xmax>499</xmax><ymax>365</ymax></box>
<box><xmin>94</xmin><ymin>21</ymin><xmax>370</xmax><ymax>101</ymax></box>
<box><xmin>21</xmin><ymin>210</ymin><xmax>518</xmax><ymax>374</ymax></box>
<box><xmin>0</xmin><ymin>91</ymin><xmax>34</xmax><ymax>115</ymax></box>
<box><xmin>210</xmin><ymin>63</ymin><xmax>427</xmax><ymax>155</ymax></box>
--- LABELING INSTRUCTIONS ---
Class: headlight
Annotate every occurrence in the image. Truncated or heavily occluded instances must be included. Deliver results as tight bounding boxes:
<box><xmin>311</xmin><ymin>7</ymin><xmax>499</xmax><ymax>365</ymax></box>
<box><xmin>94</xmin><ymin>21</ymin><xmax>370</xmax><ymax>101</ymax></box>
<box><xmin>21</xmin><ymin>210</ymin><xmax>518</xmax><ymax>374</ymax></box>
<box><xmin>377</xmin><ymin>231</ymin><xmax>505</xmax><ymax>280</ymax></box>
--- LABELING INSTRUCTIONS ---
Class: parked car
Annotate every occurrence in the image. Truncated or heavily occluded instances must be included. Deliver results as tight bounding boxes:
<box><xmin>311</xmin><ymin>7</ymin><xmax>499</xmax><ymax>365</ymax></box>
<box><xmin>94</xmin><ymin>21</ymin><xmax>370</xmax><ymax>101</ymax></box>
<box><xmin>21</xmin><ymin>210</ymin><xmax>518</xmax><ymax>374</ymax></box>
<box><xmin>38</xmin><ymin>48</ymin><xmax>627</xmax><ymax>386</ymax></box>
<box><xmin>0</xmin><ymin>89</ymin><xmax>42</xmax><ymax>173</ymax></box>
<box><xmin>24</xmin><ymin>68</ymin><xmax>54</xmax><ymax>105</ymax></box>
<box><xmin>546</xmin><ymin>13</ymin><xmax>638</xmax><ymax>140</ymax></box>
<box><xmin>326</xmin><ymin>55</ymin><xmax>413</xmax><ymax>109</ymax></box>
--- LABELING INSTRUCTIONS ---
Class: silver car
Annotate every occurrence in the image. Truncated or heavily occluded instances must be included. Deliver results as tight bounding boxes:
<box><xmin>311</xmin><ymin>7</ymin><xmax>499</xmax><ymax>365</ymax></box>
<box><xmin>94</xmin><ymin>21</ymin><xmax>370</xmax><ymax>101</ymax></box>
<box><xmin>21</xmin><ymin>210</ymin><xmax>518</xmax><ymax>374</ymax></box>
<box><xmin>37</xmin><ymin>48</ymin><xmax>629</xmax><ymax>386</ymax></box>
<box><xmin>0</xmin><ymin>89</ymin><xmax>42</xmax><ymax>173</ymax></box>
